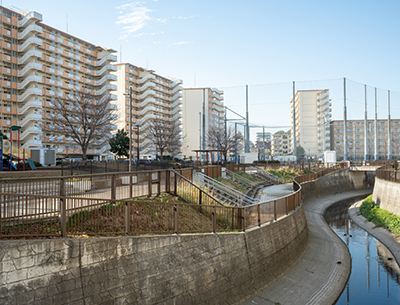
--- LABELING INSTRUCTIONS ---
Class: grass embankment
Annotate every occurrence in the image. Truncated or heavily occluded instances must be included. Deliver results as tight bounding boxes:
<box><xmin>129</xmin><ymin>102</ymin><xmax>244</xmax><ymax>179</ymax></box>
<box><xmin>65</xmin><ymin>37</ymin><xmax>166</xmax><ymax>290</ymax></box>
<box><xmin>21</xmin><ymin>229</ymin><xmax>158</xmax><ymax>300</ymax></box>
<box><xmin>360</xmin><ymin>195</ymin><xmax>400</xmax><ymax>236</ymax></box>
<box><xmin>215</xmin><ymin>177</ymin><xmax>247</xmax><ymax>193</ymax></box>
<box><xmin>266</xmin><ymin>168</ymin><xmax>320</xmax><ymax>183</ymax></box>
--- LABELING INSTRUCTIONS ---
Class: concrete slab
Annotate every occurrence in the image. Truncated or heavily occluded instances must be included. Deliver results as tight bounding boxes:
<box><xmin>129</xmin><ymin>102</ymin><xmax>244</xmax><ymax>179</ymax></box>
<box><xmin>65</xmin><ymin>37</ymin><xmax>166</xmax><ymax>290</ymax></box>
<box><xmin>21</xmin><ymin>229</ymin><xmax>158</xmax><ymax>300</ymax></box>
<box><xmin>240</xmin><ymin>190</ymin><xmax>371</xmax><ymax>305</ymax></box>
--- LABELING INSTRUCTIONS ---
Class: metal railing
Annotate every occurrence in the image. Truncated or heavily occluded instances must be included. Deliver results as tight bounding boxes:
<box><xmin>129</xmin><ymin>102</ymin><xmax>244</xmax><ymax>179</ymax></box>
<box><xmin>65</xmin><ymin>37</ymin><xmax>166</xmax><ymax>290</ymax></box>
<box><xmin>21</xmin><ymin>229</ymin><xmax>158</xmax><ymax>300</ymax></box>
<box><xmin>225</xmin><ymin>169</ymin><xmax>257</xmax><ymax>188</ymax></box>
<box><xmin>376</xmin><ymin>162</ymin><xmax>400</xmax><ymax>182</ymax></box>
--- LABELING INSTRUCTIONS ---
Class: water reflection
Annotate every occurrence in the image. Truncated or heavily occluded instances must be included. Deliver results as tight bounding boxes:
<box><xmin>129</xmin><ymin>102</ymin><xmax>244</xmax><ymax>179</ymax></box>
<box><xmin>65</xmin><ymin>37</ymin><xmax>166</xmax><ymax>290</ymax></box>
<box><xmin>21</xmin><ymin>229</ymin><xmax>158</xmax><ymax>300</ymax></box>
<box><xmin>324</xmin><ymin>198</ymin><xmax>400</xmax><ymax>304</ymax></box>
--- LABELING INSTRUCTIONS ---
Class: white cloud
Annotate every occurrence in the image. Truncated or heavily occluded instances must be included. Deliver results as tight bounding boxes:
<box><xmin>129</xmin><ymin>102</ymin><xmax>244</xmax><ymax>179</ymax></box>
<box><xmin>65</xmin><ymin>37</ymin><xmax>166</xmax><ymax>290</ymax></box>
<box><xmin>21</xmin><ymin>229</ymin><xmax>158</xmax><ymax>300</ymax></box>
<box><xmin>116</xmin><ymin>2</ymin><xmax>152</xmax><ymax>39</ymax></box>
<box><xmin>172</xmin><ymin>41</ymin><xmax>192</xmax><ymax>45</ymax></box>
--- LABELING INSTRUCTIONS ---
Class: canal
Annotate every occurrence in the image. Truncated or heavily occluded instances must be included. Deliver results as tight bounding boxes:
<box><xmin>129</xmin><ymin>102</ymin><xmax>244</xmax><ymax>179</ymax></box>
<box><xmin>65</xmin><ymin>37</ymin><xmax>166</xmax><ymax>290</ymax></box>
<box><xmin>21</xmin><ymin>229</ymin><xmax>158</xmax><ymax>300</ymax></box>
<box><xmin>324</xmin><ymin>198</ymin><xmax>400</xmax><ymax>304</ymax></box>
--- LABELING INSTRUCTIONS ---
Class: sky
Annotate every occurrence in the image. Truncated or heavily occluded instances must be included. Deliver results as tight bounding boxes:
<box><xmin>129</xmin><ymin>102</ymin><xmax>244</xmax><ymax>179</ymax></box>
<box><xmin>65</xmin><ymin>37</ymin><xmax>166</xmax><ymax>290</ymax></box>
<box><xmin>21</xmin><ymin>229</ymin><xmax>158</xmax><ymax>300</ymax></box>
<box><xmin>5</xmin><ymin>0</ymin><xmax>400</xmax><ymax>139</ymax></box>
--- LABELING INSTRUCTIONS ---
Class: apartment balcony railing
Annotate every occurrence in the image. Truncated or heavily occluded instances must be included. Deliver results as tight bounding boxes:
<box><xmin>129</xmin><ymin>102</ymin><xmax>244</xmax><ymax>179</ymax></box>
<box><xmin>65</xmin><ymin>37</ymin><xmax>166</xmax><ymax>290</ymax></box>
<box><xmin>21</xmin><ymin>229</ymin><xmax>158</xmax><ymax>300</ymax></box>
<box><xmin>172</xmin><ymin>112</ymin><xmax>183</xmax><ymax>121</ymax></box>
<box><xmin>171</xmin><ymin>99</ymin><xmax>182</xmax><ymax>109</ymax></box>
<box><xmin>18</xmin><ymin>50</ymin><xmax>43</xmax><ymax>66</ymax></box>
<box><xmin>20</xmin><ymin>126</ymin><xmax>42</xmax><ymax>141</ymax></box>
<box><xmin>171</xmin><ymin>107</ymin><xmax>181</xmax><ymax>115</ymax></box>
<box><xmin>171</xmin><ymin>79</ymin><xmax>183</xmax><ymax>88</ymax></box>
<box><xmin>95</xmin><ymin>84</ymin><xmax>117</xmax><ymax>96</ymax></box>
<box><xmin>18</xmin><ymin>99</ymin><xmax>42</xmax><ymax>115</ymax></box>
<box><xmin>18</xmin><ymin>112</ymin><xmax>42</xmax><ymax>128</ymax></box>
<box><xmin>212</xmin><ymin>92</ymin><xmax>223</xmax><ymax>100</ymax></box>
<box><xmin>212</xmin><ymin>87</ymin><xmax>223</xmax><ymax>95</ymax></box>
<box><xmin>95</xmin><ymin>64</ymin><xmax>117</xmax><ymax>77</ymax></box>
<box><xmin>18</xmin><ymin>63</ymin><xmax>42</xmax><ymax>78</ymax></box>
<box><xmin>21</xmin><ymin>139</ymin><xmax>42</xmax><ymax>149</ymax></box>
<box><xmin>171</xmin><ymin>92</ymin><xmax>183</xmax><ymax>101</ymax></box>
<box><xmin>18</xmin><ymin>74</ymin><xmax>42</xmax><ymax>89</ymax></box>
<box><xmin>106</xmin><ymin>103</ymin><xmax>118</xmax><ymax>110</ymax></box>
<box><xmin>138</xmin><ymin>90</ymin><xmax>155</xmax><ymax>100</ymax></box>
<box><xmin>139</xmin><ymin>81</ymin><xmax>155</xmax><ymax>92</ymax></box>
<box><xmin>95</xmin><ymin>54</ymin><xmax>117</xmax><ymax>67</ymax></box>
<box><xmin>18</xmin><ymin>24</ymin><xmax>42</xmax><ymax>40</ymax></box>
<box><xmin>18</xmin><ymin>88</ymin><xmax>42</xmax><ymax>102</ymax></box>
<box><xmin>138</xmin><ymin>74</ymin><xmax>156</xmax><ymax>84</ymax></box>
<box><xmin>95</xmin><ymin>74</ymin><xmax>117</xmax><ymax>87</ymax></box>
<box><xmin>18</xmin><ymin>37</ymin><xmax>42</xmax><ymax>53</ymax></box>
<box><xmin>18</xmin><ymin>11</ymin><xmax>43</xmax><ymax>28</ymax></box>
<box><xmin>139</xmin><ymin>97</ymin><xmax>156</xmax><ymax>108</ymax></box>
<box><xmin>171</xmin><ymin>85</ymin><xmax>183</xmax><ymax>95</ymax></box>
<box><xmin>138</xmin><ymin>106</ymin><xmax>156</xmax><ymax>116</ymax></box>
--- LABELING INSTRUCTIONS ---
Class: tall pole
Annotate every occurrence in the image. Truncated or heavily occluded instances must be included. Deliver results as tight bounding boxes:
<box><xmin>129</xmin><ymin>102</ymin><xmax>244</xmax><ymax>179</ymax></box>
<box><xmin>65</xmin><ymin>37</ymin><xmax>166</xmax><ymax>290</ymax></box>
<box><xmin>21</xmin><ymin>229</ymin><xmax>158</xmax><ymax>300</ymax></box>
<box><xmin>224</xmin><ymin>106</ymin><xmax>227</xmax><ymax>150</ymax></box>
<box><xmin>388</xmin><ymin>90</ymin><xmax>392</xmax><ymax>160</ymax></box>
<box><xmin>353</xmin><ymin>123</ymin><xmax>356</xmax><ymax>161</ymax></box>
<box><xmin>129</xmin><ymin>87</ymin><xmax>133</xmax><ymax>172</ymax></box>
<box><xmin>202</xmin><ymin>89</ymin><xmax>206</xmax><ymax>150</ymax></box>
<box><xmin>263</xmin><ymin>126</ymin><xmax>265</xmax><ymax>161</ymax></box>
<box><xmin>199</xmin><ymin>112</ymin><xmax>201</xmax><ymax>150</ymax></box>
<box><xmin>245</xmin><ymin>85</ymin><xmax>250</xmax><ymax>153</ymax></box>
<box><xmin>136</xmin><ymin>125</ymin><xmax>140</xmax><ymax>170</ymax></box>
<box><xmin>374</xmin><ymin>87</ymin><xmax>378</xmax><ymax>161</ymax></box>
<box><xmin>292</xmin><ymin>81</ymin><xmax>297</xmax><ymax>158</ymax></box>
<box><xmin>364</xmin><ymin>85</ymin><xmax>368</xmax><ymax>161</ymax></box>
<box><xmin>343</xmin><ymin>77</ymin><xmax>348</xmax><ymax>161</ymax></box>
<box><xmin>235</xmin><ymin>122</ymin><xmax>238</xmax><ymax>164</ymax></box>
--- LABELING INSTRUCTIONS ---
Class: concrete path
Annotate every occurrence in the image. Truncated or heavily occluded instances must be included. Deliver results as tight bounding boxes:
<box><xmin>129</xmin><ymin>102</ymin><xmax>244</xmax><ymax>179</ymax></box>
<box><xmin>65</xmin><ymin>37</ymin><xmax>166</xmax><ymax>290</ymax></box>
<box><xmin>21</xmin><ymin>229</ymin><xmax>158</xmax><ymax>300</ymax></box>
<box><xmin>348</xmin><ymin>199</ymin><xmax>400</xmax><ymax>267</ymax></box>
<box><xmin>241</xmin><ymin>189</ymin><xmax>371</xmax><ymax>305</ymax></box>
<box><xmin>258</xmin><ymin>184</ymin><xmax>294</xmax><ymax>202</ymax></box>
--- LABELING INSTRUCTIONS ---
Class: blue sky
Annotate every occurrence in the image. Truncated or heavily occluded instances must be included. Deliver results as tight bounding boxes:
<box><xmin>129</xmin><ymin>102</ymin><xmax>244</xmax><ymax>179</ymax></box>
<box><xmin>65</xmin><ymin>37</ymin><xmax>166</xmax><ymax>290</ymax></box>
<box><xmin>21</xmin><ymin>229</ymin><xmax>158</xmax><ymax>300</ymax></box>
<box><xmin>6</xmin><ymin>0</ymin><xmax>400</xmax><ymax>138</ymax></box>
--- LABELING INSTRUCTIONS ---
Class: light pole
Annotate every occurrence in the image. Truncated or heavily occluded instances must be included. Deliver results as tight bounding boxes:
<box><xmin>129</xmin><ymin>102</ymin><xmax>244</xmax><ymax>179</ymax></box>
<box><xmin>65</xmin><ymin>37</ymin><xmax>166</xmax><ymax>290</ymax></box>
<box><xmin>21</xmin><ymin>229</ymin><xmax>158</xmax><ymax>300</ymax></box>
<box><xmin>123</xmin><ymin>87</ymin><xmax>133</xmax><ymax>172</ymax></box>
<box><xmin>134</xmin><ymin>122</ymin><xmax>142</xmax><ymax>170</ymax></box>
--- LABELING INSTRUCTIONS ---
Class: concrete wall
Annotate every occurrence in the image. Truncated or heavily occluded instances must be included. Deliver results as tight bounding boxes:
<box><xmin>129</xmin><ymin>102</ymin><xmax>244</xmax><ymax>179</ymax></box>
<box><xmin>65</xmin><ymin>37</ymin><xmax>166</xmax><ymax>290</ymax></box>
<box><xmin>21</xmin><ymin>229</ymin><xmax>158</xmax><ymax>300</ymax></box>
<box><xmin>301</xmin><ymin>168</ymin><xmax>375</xmax><ymax>203</ymax></box>
<box><xmin>0</xmin><ymin>207</ymin><xmax>308</xmax><ymax>305</ymax></box>
<box><xmin>372</xmin><ymin>177</ymin><xmax>400</xmax><ymax>216</ymax></box>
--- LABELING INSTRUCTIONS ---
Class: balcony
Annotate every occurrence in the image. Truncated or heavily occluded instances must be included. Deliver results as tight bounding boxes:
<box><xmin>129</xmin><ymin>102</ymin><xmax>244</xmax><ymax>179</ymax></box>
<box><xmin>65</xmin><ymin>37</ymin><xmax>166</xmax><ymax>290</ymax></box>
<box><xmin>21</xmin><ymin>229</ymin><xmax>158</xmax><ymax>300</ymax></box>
<box><xmin>95</xmin><ymin>54</ymin><xmax>117</xmax><ymax>66</ymax></box>
<box><xmin>18</xmin><ymin>37</ymin><xmax>42</xmax><ymax>53</ymax></box>
<box><xmin>95</xmin><ymin>64</ymin><xmax>117</xmax><ymax>76</ymax></box>
<box><xmin>171</xmin><ymin>107</ymin><xmax>181</xmax><ymax>115</ymax></box>
<box><xmin>138</xmin><ymin>74</ymin><xmax>155</xmax><ymax>84</ymax></box>
<box><xmin>18</xmin><ymin>87</ymin><xmax>42</xmax><ymax>102</ymax></box>
<box><xmin>18</xmin><ymin>50</ymin><xmax>43</xmax><ymax>65</ymax></box>
<box><xmin>141</xmin><ymin>113</ymin><xmax>156</xmax><ymax>122</ymax></box>
<box><xmin>139</xmin><ymin>105</ymin><xmax>156</xmax><ymax>116</ymax></box>
<box><xmin>18</xmin><ymin>11</ymin><xmax>43</xmax><ymax>28</ymax></box>
<box><xmin>212</xmin><ymin>91</ymin><xmax>223</xmax><ymax>100</ymax></box>
<box><xmin>18</xmin><ymin>75</ymin><xmax>42</xmax><ymax>89</ymax></box>
<box><xmin>109</xmin><ymin>94</ymin><xmax>117</xmax><ymax>100</ymax></box>
<box><xmin>18</xmin><ymin>24</ymin><xmax>42</xmax><ymax>40</ymax></box>
<box><xmin>171</xmin><ymin>85</ymin><xmax>183</xmax><ymax>95</ymax></box>
<box><xmin>171</xmin><ymin>99</ymin><xmax>182</xmax><ymax>109</ymax></box>
<box><xmin>20</xmin><ymin>126</ymin><xmax>42</xmax><ymax>141</ymax></box>
<box><xmin>95</xmin><ymin>74</ymin><xmax>117</xmax><ymax>86</ymax></box>
<box><xmin>18</xmin><ymin>100</ymin><xmax>43</xmax><ymax>115</ymax></box>
<box><xmin>138</xmin><ymin>90</ymin><xmax>155</xmax><ymax>100</ymax></box>
<box><xmin>95</xmin><ymin>84</ymin><xmax>117</xmax><ymax>96</ymax></box>
<box><xmin>18</xmin><ymin>112</ymin><xmax>42</xmax><ymax>128</ymax></box>
<box><xmin>212</xmin><ymin>87</ymin><xmax>223</xmax><ymax>95</ymax></box>
<box><xmin>172</xmin><ymin>112</ymin><xmax>183</xmax><ymax>121</ymax></box>
<box><xmin>21</xmin><ymin>139</ymin><xmax>42</xmax><ymax>149</ymax></box>
<box><xmin>139</xmin><ymin>81</ymin><xmax>155</xmax><ymax>92</ymax></box>
<box><xmin>140</xmin><ymin>97</ymin><xmax>156</xmax><ymax>108</ymax></box>
<box><xmin>106</xmin><ymin>103</ymin><xmax>118</xmax><ymax>110</ymax></box>
<box><xmin>171</xmin><ymin>79</ymin><xmax>183</xmax><ymax>88</ymax></box>
<box><xmin>171</xmin><ymin>92</ymin><xmax>183</xmax><ymax>101</ymax></box>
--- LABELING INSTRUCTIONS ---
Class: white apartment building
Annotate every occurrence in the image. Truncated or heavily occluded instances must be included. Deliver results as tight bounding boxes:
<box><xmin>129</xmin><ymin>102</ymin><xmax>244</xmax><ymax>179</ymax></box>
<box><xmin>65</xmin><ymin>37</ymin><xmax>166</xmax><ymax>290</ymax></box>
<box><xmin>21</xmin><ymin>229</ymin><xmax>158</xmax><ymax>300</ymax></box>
<box><xmin>290</xmin><ymin>89</ymin><xmax>332</xmax><ymax>157</ymax></box>
<box><xmin>0</xmin><ymin>6</ymin><xmax>117</xmax><ymax>160</ymax></box>
<box><xmin>182</xmin><ymin>88</ymin><xmax>224</xmax><ymax>159</ymax></box>
<box><xmin>271</xmin><ymin>130</ymin><xmax>291</xmax><ymax>156</ymax></box>
<box><xmin>112</xmin><ymin>63</ymin><xmax>183</xmax><ymax>158</ymax></box>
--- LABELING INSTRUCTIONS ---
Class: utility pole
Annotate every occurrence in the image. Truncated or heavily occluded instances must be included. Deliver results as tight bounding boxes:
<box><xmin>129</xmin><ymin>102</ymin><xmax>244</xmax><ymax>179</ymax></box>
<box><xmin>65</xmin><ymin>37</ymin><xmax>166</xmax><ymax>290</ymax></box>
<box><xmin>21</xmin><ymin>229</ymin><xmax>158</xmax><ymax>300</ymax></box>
<box><xmin>364</xmin><ymin>85</ymin><xmax>368</xmax><ymax>161</ymax></box>
<box><xmin>245</xmin><ymin>85</ymin><xmax>250</xmax><ymax>153</ymax></box>
<box><xmin>202</xmin><ymin>89</ymin><xmax>206</xmax><ymax>150</ymax></box>
<box><xmin>388</xmin><ymin>90</ymin><xmax>392</xmax><ymax>160</ymax></box>
<box><xmin>343</xmin><ymin>77</ymin><xmax>348</xmax><ymax>161</ymax></box>
<box><xmin>263</xmin><ymin>126</ymin><xmax>265</xmax><ymax>161</ymax></box>
<box><xmin>374</xmin><ymin>87</ymin><xmax>378</xmax><ymax>161</ymax></box>
<box><xmin>235</xmin><ymin>122</ymin><xmax>238</xmax><ymax>164</ymax></box>
<box><xmin>199</xmin><ymin>112</ymin><xmax>201</xmax><ymax>150</ymax></box>
<box><xmin>292</xmin><ymin>81</ymin><xmax>296</xmax><ymax>158</ymax></box>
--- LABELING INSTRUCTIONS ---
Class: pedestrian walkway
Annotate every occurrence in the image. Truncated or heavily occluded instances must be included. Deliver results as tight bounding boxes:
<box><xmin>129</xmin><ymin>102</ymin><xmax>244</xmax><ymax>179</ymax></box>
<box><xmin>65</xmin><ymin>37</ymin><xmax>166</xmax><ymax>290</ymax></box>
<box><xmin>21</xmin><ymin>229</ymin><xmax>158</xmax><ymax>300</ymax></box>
<box><xmin>241</xmin><ymin>189</ymin><xmax>371</xmax><ymax>305</ymax></box>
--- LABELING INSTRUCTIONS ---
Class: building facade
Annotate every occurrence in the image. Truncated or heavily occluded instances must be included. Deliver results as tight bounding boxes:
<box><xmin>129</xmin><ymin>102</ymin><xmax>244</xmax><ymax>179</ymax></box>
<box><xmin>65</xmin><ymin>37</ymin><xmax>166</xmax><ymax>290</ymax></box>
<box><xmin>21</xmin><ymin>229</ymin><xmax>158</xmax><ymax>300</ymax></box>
<box><xmin>331</xmin><ymin>119</ymin><xmax>400</xmax><ymax>160</ymax></box>
<box><xmin>271</xmin><ymin>130</ymin><xmax>291</xmax><ymax>156</ymax></box>
<box><xmin>112</xmin><ymin>63</ymin><xmax>183</xmax><ymax>159</ymax></box>
<box><xmin>182</xmin><ymin>88</ymin><xmax>224</xmax><ymax>159</ymax></box>
<box><xmin>290</xmin><ymin>89</ymin><xmax>331</xmax><ymax>158</ymax></box>
<box><xmin>0</xmin><ymin>7</ymin><xmax>117</xmax><ymax>160</ymax></box>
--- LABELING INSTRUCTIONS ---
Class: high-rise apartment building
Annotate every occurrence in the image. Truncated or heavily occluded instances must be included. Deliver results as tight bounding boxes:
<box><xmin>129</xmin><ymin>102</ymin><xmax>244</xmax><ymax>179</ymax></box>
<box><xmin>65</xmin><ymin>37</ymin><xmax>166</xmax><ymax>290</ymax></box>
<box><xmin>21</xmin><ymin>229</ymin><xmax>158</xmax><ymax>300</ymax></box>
<box><xmin>112</xmin><ymin>63</ymin><xmax>183</xmax><ymax>158</ymax></box>
<box><xmin>331</xmin><ymin>119</ymin><xmax>400</xmax><ymax>160</ymax></box>
<box><xmin>0</xmin><ymin>7</ymin><xmax>117</xmax><ymax>159</ymax></box>
<box><xmin>271</xmin><ymin>130</ymin><xmax>291</xmax><ymax>156</ymax></box>
<box><xmin>290</xmin><ymin>89</ymin><xmax>332</xmax><ymax>157</ymax></box>
<box><xmin>182</xmin><ymin>88</ymin><xmax>224</xmax><ymax>159</ymax></box>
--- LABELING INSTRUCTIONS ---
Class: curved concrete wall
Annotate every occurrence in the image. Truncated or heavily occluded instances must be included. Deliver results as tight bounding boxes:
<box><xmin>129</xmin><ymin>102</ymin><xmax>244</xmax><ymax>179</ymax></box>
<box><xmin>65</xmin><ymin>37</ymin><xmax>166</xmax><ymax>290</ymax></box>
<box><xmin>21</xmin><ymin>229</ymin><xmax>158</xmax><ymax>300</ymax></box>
<box><xmin>372</xmin><ymin>177</ymin><xmax>400</xmax><ymax>216</ymax></box>
<box><xmin>0</xmin><ymin>207</ymin><xmax>308</xmax><ymax>305</ymax></box>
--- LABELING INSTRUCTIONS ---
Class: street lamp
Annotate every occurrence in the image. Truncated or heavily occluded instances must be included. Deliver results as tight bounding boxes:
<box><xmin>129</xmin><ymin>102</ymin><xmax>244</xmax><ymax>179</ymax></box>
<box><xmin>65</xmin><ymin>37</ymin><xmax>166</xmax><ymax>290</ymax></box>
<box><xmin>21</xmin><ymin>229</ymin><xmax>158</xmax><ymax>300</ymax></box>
<box><xmin>134</xmin><ymin>122</ymin><xmax>142</xmax><ymax>170</ymax></box>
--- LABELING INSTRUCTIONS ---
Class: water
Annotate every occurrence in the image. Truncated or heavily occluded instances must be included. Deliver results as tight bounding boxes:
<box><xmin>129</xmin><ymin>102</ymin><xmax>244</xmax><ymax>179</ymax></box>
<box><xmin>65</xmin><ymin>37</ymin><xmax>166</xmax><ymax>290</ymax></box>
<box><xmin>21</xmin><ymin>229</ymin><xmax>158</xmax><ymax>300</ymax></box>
<box><xmin>324</xmin><ymin>199</ymin><xmax>400</xmax><ymax>304</ymax></box>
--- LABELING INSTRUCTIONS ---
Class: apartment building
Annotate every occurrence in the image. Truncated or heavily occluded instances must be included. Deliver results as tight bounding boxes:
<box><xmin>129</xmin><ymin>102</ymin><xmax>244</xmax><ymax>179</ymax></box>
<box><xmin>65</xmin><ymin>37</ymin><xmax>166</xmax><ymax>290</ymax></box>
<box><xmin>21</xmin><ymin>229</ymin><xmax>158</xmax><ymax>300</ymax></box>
<box><xmin>182</xmin><ymin>88</ymin><xmax>224</xmax><ymax>159</ymax></box>
<box><xmin>331</xmin><ymin>119</ymin><xmax>400</xmax><ymax>160</ymax></box>
<box><xmin>271</xmin><ymin>130</ymin><xmax>291</xmax><ymax>156</ymax></box>
<box><xmin>112</xmin><ymin>63</ymin><xmax>183</xmax><ymax>158</ymax></box>
<box><xmin>290</xmin><ymin>89</ymin><xmax>332</xmax><ymax>157</ymax></box>
<box><xmin>0</xmin><ymin>7</ymin><xmax>117</xmax><ymax>160</ymax></box>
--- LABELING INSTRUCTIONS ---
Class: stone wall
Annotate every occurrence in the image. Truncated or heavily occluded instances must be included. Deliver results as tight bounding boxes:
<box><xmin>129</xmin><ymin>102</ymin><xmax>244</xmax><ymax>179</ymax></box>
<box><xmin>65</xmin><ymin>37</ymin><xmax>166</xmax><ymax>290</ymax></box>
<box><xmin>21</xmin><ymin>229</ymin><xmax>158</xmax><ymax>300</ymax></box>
<box><xmin>372</xmin><ymin>177</ymin><xmax>400</xmax><ymax>216</ymax></box>
<box><xmin>0</xmin><ymin>207</ymin><xmax>308</xmax><ymax>305</ymax></box>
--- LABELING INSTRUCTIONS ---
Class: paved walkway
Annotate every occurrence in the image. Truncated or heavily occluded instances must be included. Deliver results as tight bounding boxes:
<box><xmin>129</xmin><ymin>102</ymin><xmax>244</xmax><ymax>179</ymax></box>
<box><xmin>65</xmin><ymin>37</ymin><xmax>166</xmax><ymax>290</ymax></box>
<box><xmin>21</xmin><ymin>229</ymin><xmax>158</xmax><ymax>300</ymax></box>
<box><xmin>241</xmin><ymin>188</ymin><xmax>372</xmax><ymax>305</ymax></box>
<box><xmin>348</xmin><ymin>199</ymin><xmax>400</xmax><ymax>267</ymax></box>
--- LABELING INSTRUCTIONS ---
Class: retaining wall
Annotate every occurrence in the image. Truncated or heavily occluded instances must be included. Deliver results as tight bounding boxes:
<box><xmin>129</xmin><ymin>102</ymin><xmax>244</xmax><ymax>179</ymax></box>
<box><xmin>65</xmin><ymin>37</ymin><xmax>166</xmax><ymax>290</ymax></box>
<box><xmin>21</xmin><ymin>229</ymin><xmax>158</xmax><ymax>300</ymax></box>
<box><xmin>0</xmin><ymin>207</ymin><xmax>308</xmax><ymax>305</ymax></box>
<box><xmin>372</xmin><ymin>177</ymin><xmax>400</xmax><ymax>216</ymax></box>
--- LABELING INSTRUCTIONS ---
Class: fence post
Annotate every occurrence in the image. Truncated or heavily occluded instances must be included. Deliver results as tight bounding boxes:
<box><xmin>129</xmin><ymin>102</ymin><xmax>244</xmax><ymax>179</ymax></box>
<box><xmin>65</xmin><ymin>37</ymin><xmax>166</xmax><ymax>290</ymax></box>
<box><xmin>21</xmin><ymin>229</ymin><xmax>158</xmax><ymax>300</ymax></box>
<box><xmin>111</xmin><ymin>174</ymin><xmax>116</xmax><ymax>200</ymax></box>
<box><xmin>60</xmin><ymin>178</ymin><xmax>66</xmax><ymax>237</ymax></box>
<box><xmin>257</xmin><ymin>205</ymin><xmax>261</xmax><ymax>226</ymax></box>
<box><xmin>274</xmin><ymin>200</ymin><xmax>277</xmax><ymax>220</ymax></box>
<box><xmin>61</xmin><ymin>161</ymin><xmax>64</xmax><ymax>176</ymax></box>
<box><xmin>212</xmin><ymin>206</ymin><xmax>216</xmax><ymax>233</ymax></box>
<box><xmin>105</xmin><ymin>161</ymin><xmax>108</xmax><ymax>173</ymax></box>
<box><xmin>125</xmin><ymin>201</ymin><xmax>130</xmax><ymax>235</ymax></box>
<box><xmin>166</xmin><ymin>170</ymin><xmax>170</xmax><ymax>193</ymax></box>
<box><xmin>174</xmin><ymin>171</ymin><xmax>177</xmax><ymax>196</ymax></box>
<box><xmin>148</xmin><ymin>172</ymin><xmax>152</xmax><ymax>197</ymax></box>
<box><xmin>90</xmin><ymin>161</ymin><xmax>93</xmax><ymax>175</ymax></box>
<box><xmin>157</xmin><ymin>171</ymin><xmax>161</xmax><ymax>195</ymax></box>
<box><xmin>70</xmin><ymin>160</ymin><xmax>73</xmax><ymax>176</ymax></box>
<box><xmin>174</xmin><ymin>204</ymin><xmax>178</xmax><ymax>234</ymax></box>
<box><xmin>129</xmin><ymin>172</ymin><xmax>133</xmax><ymax>198</ymax></box>
<box><xmin>285</xmin><ymin>197</ymin><xmax>288</xmax><ymax>215</ymax></box>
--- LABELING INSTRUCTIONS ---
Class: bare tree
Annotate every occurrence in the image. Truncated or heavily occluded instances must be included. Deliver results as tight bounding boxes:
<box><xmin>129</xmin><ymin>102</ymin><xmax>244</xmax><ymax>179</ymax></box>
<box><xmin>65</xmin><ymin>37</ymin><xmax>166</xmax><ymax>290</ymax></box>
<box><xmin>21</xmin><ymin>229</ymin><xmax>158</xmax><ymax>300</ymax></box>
<box><xmin>49</xmin><ymin>91</ymin><xmax>116</xmax><ymax>160</ymax></box>
<box><xmin>146</xmin><ymin>118</ymin><xmax>182</xmax><ymax>161</ymax></box>
<box><xmin>207</xmin><ymin>126</ymin><xmax>243</xmax><ymax>160</ymax></box>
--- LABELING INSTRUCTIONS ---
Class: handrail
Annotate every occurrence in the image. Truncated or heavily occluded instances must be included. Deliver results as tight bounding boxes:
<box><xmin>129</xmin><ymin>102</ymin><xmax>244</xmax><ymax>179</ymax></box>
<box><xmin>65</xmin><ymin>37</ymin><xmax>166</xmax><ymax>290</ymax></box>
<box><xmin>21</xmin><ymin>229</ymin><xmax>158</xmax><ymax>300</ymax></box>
<box><xmin>376</xmin><ymin>162</ymin><xmax>400</xmax><ymax>182</ymax></box>
<box><xmin>225</xmin><ymin>169</ymin><xmax>256</xmax><ymax>187</ymax></box>
<box><xmin>252</xmin><ymin>166</ymin><xmax>282</xmax><ymax>184</ymax></box>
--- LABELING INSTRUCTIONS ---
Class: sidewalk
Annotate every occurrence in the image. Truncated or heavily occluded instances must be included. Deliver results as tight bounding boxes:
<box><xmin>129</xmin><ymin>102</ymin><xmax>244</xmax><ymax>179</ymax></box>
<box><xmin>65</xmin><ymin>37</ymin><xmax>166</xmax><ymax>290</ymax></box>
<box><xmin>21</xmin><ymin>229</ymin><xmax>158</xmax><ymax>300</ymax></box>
<box><xmin>241</xmin><ymin>189</ymin><xmax>371</xmax><ymax>305</ymax></box>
